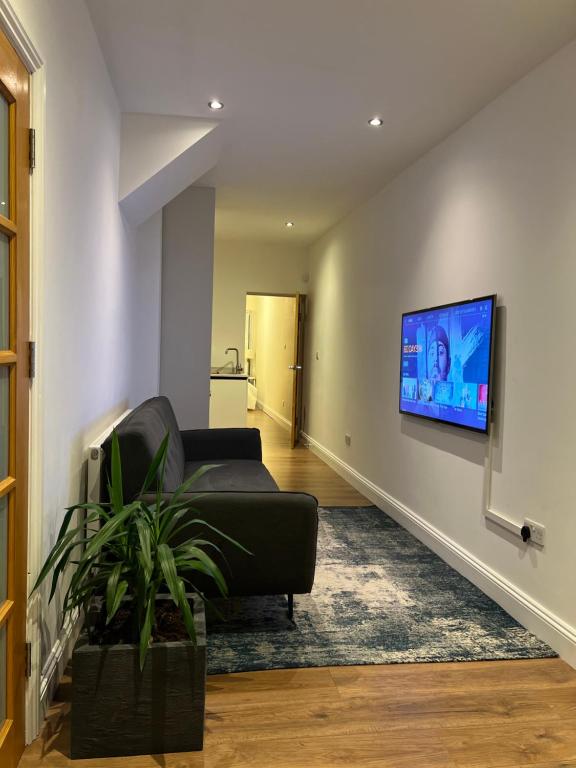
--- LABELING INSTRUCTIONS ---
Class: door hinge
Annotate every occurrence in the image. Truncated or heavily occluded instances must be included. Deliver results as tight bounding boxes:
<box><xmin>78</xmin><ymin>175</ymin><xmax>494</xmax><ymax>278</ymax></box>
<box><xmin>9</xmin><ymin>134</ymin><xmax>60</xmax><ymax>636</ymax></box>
<box><xmin>29</xmin><ymin>128</ymin><xmax>36</xmax><ymax>173</ymax></box>
<box><xmin>28</xmin><ymin>340</ymin><xmax>36</xmax><ymax>379</ymax></box>
<box><xmin>25</xmin><ymin>641</ymin><xmax>32</xmax><ymax>678</ymax></box>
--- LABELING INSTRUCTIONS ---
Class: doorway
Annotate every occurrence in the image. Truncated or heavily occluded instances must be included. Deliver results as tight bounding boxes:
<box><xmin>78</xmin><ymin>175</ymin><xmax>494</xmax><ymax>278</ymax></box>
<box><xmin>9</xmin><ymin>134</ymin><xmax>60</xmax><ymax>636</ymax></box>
<box><xmin>245</xmin><ymin>293</ymin><xmax>305</xmax><ymax>448</ymax></box>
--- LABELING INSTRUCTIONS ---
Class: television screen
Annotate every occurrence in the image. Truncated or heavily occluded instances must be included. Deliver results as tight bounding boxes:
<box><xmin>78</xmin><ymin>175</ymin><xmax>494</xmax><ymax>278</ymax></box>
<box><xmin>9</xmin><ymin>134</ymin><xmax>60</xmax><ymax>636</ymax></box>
<box><xmin>399</xmin><ymin>295</ymin><xmax>496</xmax><ymax>433</ymax></box>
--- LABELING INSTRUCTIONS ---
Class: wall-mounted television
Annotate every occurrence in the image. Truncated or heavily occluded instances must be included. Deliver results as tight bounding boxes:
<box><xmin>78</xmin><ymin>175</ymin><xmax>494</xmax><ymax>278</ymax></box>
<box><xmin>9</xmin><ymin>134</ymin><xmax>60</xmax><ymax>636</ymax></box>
<box><xmin>399</xmin><ymin>295</ymin><xmax>496</xmax><ymax>434</ymax></box>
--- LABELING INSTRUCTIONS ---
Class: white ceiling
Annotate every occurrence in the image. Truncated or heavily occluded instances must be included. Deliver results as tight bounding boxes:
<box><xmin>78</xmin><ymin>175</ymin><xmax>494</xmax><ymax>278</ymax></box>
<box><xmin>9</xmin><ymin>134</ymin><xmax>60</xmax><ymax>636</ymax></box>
<box><xmin>86</xmin><ymin>0</ymin><xmax>576</xmax><ymax>245</ymax></box>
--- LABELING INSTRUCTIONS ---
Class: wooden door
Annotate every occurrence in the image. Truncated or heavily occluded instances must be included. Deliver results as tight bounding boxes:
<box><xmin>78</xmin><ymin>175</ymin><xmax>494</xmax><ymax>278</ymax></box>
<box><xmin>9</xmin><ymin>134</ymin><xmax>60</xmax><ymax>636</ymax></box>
<box><xmin>0</xmin><ymin>25</ymin><xmax>30</xmax><ymax>768</ymax></box>
<box><xmin>289</xmin><ymin>294</ymin><xmax>305</xmax><ymax>448</ymax></box>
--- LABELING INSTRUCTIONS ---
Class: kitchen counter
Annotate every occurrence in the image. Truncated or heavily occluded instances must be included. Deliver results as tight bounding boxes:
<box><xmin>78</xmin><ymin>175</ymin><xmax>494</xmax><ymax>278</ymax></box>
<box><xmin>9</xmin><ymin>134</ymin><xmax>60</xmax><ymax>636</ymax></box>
<box><xmin>210</xmin><ymin>373</ymin><xmax>248</xmax><ymax>380</ymax></box>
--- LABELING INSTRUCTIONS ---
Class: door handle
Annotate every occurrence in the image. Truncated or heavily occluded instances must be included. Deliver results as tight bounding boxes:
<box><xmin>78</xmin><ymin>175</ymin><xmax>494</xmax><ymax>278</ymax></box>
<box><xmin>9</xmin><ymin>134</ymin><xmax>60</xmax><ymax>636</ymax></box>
<box><xmin>288</xmin><ymin>365</ymin><xmax>303</xmax><ymax>370</ymax></box>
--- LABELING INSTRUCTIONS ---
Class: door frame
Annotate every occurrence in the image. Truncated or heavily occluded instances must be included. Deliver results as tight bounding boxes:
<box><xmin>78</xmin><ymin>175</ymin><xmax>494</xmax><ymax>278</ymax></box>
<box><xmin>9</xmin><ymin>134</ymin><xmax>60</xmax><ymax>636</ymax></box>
<box><xmin>245</xmin><ymin>291</ymin><xmax>307</xmax><ymax>446</ymax></box>
<box><xmin>0</xmin><ymin>0</ymin><xmax>44</xmax><ymax>746</ymax></box>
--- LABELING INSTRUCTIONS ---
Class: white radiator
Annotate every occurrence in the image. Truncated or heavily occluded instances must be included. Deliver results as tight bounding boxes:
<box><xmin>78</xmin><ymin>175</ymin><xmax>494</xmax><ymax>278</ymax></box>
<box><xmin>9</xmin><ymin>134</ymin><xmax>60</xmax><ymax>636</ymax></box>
<box><xmin>87</xmin><ymin>409</ymin><xmax>132</xmax><ymax>503</ymax></box>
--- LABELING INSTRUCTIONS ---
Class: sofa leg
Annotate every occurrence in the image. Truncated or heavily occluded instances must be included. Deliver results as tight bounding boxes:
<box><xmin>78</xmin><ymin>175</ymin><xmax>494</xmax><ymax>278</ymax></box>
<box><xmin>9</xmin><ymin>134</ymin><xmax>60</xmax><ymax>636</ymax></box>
<box><xmin>287</xmin><ymin>594</ymin><xmax>294</xmax><ymax>621</ymax></box>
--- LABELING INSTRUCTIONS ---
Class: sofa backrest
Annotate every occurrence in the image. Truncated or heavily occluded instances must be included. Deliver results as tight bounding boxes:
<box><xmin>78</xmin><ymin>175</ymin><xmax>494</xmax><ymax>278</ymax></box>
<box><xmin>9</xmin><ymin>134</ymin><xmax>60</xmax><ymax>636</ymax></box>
<box><xmin>102</xmin><ymin>396</ymin><xmax>185</xmax><ymax>501</ymax></box>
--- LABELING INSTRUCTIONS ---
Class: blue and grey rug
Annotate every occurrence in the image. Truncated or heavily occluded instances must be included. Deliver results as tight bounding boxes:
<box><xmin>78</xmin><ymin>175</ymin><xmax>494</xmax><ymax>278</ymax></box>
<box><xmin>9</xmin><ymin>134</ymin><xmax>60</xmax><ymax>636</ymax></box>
<box><xmin>206</xmin><ymin>506</ymin><xmax>555</xmax><ymax>674</ymax></box>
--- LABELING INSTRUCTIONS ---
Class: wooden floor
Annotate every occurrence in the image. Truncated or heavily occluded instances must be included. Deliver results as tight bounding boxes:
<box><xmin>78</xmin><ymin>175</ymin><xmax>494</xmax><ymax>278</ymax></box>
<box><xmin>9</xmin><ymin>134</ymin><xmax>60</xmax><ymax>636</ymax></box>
<box><xmin>246</xmin><ymin>409</ymin><xmax>370</xmax><ymax>506</ymax></box>
<box><xmin>19</xmin><ymin>412</ymin><xmax>576</xmax><ymax>768</ymax></box>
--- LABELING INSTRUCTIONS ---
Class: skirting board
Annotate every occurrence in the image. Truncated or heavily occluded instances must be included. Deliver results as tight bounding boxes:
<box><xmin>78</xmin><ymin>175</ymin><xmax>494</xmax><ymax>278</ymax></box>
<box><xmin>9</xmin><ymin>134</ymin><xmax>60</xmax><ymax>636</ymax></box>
<box><xmin>301</xmin><ymin>430</ymin><xmax>576</xmax><ymax>668</ymax></box>
<box><xmin>256</xmin><ymin>400</ymin><xmax>291</xmax><ymax>431</ymax></box>
<box><xmin>39</xmin><ymin>608</ymin><xmax>81</xmax><ymax>712</ymax></box>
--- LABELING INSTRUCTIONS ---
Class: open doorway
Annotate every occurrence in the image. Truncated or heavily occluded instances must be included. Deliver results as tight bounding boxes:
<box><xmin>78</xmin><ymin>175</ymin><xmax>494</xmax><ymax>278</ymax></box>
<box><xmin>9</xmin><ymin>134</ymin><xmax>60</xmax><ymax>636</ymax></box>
<box><xmin>245</xmin><ymin>293</ymin><xmax>305</xmax><ymax>447</ymax></box>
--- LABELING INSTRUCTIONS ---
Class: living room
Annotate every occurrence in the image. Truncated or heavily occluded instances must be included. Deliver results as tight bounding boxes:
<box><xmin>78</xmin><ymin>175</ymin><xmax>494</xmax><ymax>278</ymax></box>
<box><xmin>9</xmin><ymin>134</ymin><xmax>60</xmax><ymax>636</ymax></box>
<box><xmin>1</xmin><ymin>1</ymin><xmax>576</xmax><ymax>767</ymax></box>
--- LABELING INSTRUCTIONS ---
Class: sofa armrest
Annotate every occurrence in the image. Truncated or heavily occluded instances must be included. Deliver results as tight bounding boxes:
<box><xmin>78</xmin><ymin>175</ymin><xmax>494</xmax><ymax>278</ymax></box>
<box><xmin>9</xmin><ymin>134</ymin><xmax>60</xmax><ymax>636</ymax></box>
<box><xmin>180</xmin><ymin>428</ymin><xmax>262</xmax><ymax>462</ymax></box>
<box><xmin>140</xmin><ymin>490</ymin><xmax>318</xmax><ymax>596</ymax></box>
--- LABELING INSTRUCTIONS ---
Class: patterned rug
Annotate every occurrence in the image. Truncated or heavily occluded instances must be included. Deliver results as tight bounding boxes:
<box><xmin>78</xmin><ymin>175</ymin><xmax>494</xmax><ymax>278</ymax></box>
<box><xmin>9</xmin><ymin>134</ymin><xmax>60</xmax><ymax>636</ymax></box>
<box><xmin>206</xmin><ymin>506</ymin><xmax>555</xmax><ymax>674</ymax></box>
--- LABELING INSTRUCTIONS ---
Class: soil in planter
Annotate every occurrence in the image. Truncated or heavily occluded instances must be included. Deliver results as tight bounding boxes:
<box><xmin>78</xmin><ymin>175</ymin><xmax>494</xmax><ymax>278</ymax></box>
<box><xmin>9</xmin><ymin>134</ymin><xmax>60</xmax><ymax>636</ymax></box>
<box><xmin>91</xmin><ymin>601</ymin><xmax>191</xmax><ymax>645</ymax></box>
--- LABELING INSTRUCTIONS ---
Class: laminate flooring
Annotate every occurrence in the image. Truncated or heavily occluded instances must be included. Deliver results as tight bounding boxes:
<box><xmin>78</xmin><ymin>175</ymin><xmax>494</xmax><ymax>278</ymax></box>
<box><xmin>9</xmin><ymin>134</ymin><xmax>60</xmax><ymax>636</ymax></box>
<box><xmin>246</xmin><ymin>410</ymin><xmax>370</xmax><ymax>507</ymax></box>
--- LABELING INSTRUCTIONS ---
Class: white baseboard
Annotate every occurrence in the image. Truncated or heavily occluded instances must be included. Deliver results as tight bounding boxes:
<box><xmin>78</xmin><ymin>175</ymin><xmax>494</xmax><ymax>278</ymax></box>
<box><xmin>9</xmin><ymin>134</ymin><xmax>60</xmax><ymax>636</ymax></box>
<box><xmin>39</xmin><ymin>609</ymin><xmax>81</xmax><ymax>711</ymax></box>
<box><xmin>301</xmin><ymin>430</ymin><xmax>576</xmax><ymax>668</ymax></box>
<box><xmin>257</xmin><ymin>400</ymin><xmax>291</xmax><ymax>431</ymax></box>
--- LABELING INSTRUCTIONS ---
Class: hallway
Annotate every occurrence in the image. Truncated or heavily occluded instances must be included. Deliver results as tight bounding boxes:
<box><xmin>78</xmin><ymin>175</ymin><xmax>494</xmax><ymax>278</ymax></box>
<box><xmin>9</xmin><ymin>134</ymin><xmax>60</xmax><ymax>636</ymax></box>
<box><xmin>246</xmin><ymin>409</ymin><xmax>369</xmax><ymax>506</ymax></box>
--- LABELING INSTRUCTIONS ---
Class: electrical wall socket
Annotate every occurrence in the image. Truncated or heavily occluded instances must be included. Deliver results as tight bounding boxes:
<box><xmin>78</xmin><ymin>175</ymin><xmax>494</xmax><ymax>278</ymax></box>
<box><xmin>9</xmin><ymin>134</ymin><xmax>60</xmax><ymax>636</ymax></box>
<box><xmin>345</xmin><ymin>433</ymin><xmax>351</xmax><ymax>446</ymax></box>
<box><xmin>524</xmin><ymin>519</ymin><xmax>545</xmax><ymax>546</ymax></box>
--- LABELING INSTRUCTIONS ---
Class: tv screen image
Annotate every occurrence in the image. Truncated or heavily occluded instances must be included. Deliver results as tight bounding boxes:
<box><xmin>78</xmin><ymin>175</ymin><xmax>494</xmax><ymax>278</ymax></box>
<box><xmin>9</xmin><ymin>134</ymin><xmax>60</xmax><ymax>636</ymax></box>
<box><xmin>399</xmin><ymin>295</ymin><xmax>496</xmax><ymax>433</ymax></box>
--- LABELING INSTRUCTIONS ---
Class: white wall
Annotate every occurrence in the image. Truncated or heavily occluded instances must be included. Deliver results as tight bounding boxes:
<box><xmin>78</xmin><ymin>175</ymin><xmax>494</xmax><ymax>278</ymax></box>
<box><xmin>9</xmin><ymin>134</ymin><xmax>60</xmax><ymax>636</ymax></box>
<box><xmin>160</xmin><ymin>186</ymin><xmax>215</xmax><ymax>429</ymax></box>
<box><xmin>131</xmin><ymin>211</ymin><xmax>162</xmax><ymax>404</ymax></box>
<box><xmin>119</xmin><ymin>114</ymin><xmax>221</xmax><ymax>227</ymax></box>
<box><xmin>10</xmin><ymin>0</ymin><xmax>163</xmax><ymax>715</ymax></box>
<box><xmin>211</xmin><ymin>240</ymin><xmax>309</xmax><ymax>369</ymax></box>
<box><xmin>304</xmin><ymin>41</ymin><xmax>576</xmax><ymax>660</ymax></box>
<box><xmin>119</xmin><ymin>114</ymin><xmax>217</xmax><ymax>201</ymax></box>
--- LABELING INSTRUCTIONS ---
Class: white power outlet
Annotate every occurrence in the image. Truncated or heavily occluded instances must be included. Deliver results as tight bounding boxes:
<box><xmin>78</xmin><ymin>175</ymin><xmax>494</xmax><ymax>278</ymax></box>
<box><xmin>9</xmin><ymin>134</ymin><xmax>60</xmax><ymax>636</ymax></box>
<box><xmin>524</xmin><ymin>519</ymin><xmax>545</xmax><ymax>547</ymax></box>
<box><xmin>345</xmin><ymin>433</ymin><xmax>351</xmax><ymax>446</ymax></box>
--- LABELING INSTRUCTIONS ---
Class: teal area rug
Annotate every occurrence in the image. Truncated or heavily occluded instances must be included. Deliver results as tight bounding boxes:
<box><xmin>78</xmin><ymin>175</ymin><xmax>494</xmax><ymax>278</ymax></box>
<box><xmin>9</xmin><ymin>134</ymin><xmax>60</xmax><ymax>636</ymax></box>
<box><xmin>206</xmin><ymin>506</ymin><xmax>555</xmax><ymax>674</ymax></box>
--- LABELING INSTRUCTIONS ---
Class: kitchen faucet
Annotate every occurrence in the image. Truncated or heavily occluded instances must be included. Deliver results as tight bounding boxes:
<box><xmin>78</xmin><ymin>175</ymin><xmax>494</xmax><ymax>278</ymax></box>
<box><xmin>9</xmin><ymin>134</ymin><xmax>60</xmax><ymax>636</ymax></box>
<box><xmin>225</xmin><ymin>347</ymin><xmax>242</xmax><ymax>373</ymax></box>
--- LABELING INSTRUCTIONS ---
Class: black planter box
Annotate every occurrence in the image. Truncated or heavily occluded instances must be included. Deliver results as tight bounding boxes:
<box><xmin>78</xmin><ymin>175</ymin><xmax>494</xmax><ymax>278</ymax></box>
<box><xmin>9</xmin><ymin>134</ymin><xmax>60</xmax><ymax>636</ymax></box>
<box><xmin>71</xmin><ymin>598</ymin><xmax>206</xmax><ymax>759</ymax></box>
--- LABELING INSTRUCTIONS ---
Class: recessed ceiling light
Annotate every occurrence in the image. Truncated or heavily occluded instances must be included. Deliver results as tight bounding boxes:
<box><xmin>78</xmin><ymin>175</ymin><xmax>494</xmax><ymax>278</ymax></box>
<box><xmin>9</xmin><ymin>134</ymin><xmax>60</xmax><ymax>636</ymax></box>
<box><xmin>368</xmin><ymin>116</ymin><xmax>383</xmax><ymax>127</ymax></box>
<box><xmin>208</xmin><ymin>99</ymin><xmax>224</xmax><ymax>110</ymax></box>
<box><xmin>285</xmin><ymin>221</ymin><xmax>294</xmax><ymax>228</ymax></box>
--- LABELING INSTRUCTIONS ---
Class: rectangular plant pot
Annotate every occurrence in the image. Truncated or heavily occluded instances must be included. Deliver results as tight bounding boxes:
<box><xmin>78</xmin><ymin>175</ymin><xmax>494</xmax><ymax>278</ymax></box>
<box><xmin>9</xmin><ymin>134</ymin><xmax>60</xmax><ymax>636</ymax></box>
<box><xmin>71</xmin><ymin>598</ymin><xmax>206</xmax><ymax>759</ymax></box>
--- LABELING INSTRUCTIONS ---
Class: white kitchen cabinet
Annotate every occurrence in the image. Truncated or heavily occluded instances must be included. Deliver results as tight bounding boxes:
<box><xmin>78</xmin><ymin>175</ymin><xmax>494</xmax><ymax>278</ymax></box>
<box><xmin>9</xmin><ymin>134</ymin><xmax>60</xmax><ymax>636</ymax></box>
<box><xmin>209</xmin><ymin>376</ymin><xmax>248</xmax><ymax>428</ymax></box>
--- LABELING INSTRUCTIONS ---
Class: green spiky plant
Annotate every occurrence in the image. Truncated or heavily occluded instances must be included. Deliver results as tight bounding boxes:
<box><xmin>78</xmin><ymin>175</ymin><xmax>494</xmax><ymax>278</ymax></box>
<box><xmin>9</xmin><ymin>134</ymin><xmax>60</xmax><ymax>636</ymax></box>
<box><xmin>33</xmin><ymin>430</ymin><xmax>249</xmax><ymax>669</ymax></box>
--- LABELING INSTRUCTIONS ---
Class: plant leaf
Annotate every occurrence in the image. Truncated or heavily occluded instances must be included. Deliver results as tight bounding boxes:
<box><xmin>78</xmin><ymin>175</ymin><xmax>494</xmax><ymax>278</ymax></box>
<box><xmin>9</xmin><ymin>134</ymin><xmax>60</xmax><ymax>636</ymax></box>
<box><xmin>177</xmin><ymin>579</ymin><xmax>196</xmax><ymax>645</ymax></box>
<box><xmin>176</xmin><ymin>545</ymin><xmax>228</xmax><ymax>596</ymax></box>
<box><xmin>54</xmin><ymin>505</ymin><xmax>79</xmax><ymax>546</ymax></box>
<box><xmin>106</xmin><ymin>580</ymin><xmax>128</xmax><ymax>625</ymax></box>
<box><xmin>170</xmin><ymin>517</ymin><xmax>252</xmax><ymax>555</ymax></box>
<box><xmin>175</xmin><ymin>537</ymin><xmax>225</xmax><ymax>560</ymax></box>
<box><xmin>157</xmin><ymin>543</ymin><xmax>180</xmax><ymax>606</ymax></box>
<box><xmin>105</xmin><ymin>563</ymin><xmax>122</xmax><ymax>618</ymax></box>
<box><xmin>48</xmin><ymin>542</ymin><xmax>78</xmax><ymax>602</ymax></box>
<box><xmin>169</xmin><ymin>464</ymin><xmax>220</xmax><ymax>506</ymax></box>
<box><xmin>140</xmin><ymin>433</ymin><xmax>170</xmax><ymax>496</ymax></box>
<box><xmin>83</xmin><ymin>505</ymin><xmax>135</xmax><ymax>561</ymax></box>
<box><xmin>139</xmin><ymin>586</ymin><xmax>156</xmax><ymax>671</ymax></box>
<box><xmin>156</xmin><ymin>497</ymin><xmax>208</xmax><ymax>544</ymax></box>
<box><xmin>32</xmin><ymin>522</ymin><xmax>93</xmax><ymax>595</ymax></box>
<box><xmin>109</xmin><ymin>430</ymin><xmax>124</xmax><ymax>513</ymax></box>
<box><xmin>155</xmin><ymin>434</ymin><xmax>170</xmax><ymax>510</ymax></box>
<box><xmin>175</xmin><ymin>560</ymin><xmax>227</xmax><ymax>597</ymax></box>
<box><xmin>135</xmin><ymin>516</ymin><xmax>153</xmax><ymax>581</ymax></box>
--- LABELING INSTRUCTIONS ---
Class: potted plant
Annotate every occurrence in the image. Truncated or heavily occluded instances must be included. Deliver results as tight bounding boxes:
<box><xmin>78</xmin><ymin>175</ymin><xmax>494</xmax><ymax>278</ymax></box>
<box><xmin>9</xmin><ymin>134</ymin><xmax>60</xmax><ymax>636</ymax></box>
<box><xmin>33</xmin><ymin>431</ymin><xmax>248</xmax><ymax>759</ymax></box>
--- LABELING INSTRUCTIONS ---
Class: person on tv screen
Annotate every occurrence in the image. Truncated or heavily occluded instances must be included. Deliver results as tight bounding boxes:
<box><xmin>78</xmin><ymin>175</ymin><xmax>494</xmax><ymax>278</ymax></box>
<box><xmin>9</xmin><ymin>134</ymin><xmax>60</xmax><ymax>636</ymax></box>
<box><xmin>427</xmin><ymin>325</ymin><xmax>451</xmax><ymax>383</ymax></box>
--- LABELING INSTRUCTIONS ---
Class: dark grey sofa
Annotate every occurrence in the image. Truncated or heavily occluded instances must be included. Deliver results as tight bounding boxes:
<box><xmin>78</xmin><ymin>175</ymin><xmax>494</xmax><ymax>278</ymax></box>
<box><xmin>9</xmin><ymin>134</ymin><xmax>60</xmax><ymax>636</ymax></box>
<box><xmin>101</xmin><ymin>396</ymin><xmax>318</xmax><ymax>606</ymax></box>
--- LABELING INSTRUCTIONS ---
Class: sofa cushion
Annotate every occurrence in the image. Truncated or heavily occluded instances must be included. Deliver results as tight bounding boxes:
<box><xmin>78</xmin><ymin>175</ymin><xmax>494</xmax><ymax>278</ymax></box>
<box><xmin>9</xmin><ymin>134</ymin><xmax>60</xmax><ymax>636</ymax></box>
<box><xmin>102</xmin><ymin>396</ymin><xmax>185</xmax><ymax>499</ymax></box>
<box><xmin>181</xmin><ymin>428</ymin><xmax>262</xmax><ymax>461</ymax></box>
<box><xmin>183</xmin><ymin>459</ymin><xmax>279</xmax><ymax>493</ymax></box>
